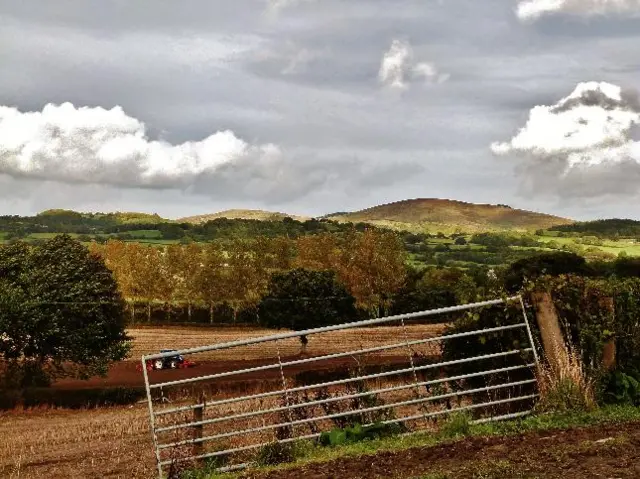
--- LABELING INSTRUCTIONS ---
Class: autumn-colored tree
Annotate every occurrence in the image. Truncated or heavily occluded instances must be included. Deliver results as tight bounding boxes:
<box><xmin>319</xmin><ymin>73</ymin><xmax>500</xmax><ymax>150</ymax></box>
<box><xmin>195</xmin><ymin>242</ymin><xmax>227</xmax><ymax>323</ymax></box>
<box><xmin>225</xmin><ymin>239</ymin><xmax>270</xmax><ymax>321</ymax></box>
<box><xmin>336</xmin><ymin>229</ymin><xmax>407</xmax><ymax>317</ymax></box>
<box><xmin>163</xmin><ymin>243</ymin><xmax>203</xmax><ymax>320</ymax></box>
<box><xmin>126</xmin><ymin>243</ymin><xmax>167</xmax><ymax>321</ymax></box>
<box><xmin>294</xmin><ymin>233</ymin><xmax>339</xmax><ymax>271</ymax></box>
<box><xmin>263</xmin><ymin>236</ymin><xmax>296</xmax><ymax>271</ymax></box>
<box><xmin>101</xmin><ymin>240</ymin><xmax>134</xmax><ymax>298</ymax></box>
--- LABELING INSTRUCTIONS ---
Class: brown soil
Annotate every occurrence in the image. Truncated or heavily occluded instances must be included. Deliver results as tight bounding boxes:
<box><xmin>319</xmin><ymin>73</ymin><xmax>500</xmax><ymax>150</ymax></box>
<box><xmin>52</xmin><ymin>355</ymin><xmax>418</xmax><ymax>389</ymax></box>
<box><xmin>241</xmin><ymin>422</ymin><xmax>640</xmax><ymax>479</ymax></box>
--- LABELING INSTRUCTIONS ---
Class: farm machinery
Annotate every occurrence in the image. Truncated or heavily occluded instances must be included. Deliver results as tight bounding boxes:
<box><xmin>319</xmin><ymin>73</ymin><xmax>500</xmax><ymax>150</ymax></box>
<box><xmin>138</xmin><ymin>349</ymin><xmax>197</xmax><ymax>372</ymax></box>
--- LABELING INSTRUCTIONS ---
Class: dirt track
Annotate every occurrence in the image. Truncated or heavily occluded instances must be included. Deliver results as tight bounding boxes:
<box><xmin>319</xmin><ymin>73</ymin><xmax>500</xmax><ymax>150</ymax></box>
<box><xmin>242</xmin><ymin>421</ymin><xmax>640</xmax><ymax>479</ymax></box>
<box><xmin>52</xmin><ymin>355</ymin><xmax>418</xmax><ymax>390</ymax></box>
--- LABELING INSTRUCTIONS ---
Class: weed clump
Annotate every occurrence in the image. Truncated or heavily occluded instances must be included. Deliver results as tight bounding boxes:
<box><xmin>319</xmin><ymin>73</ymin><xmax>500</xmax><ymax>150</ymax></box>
<box><xmin>440</xmin><ymin>412</ymin><xmax>472</xmax><ymax>438</ymax></box>
<box><xmin>535</xmin><ymin>344</ymin><xmax>595</xmax><ymax>413</ymax></box>
<box><xmin>319</xmin><ymin>422</ymin><xmax>405</xmax><ymax>447</ymax></box>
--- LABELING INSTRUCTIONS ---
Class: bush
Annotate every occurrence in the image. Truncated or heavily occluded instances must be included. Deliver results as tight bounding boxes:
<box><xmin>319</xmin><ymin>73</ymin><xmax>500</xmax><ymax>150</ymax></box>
<box><xmin>504</xmin><ymin>252</ymin><xmax>591</xmax><ymax>293</ymax></box>
<box><xmin>600</xmin><ymin>369</ymin><xmax>640</xmax><ymax>406</ymax></box>
<box><xmin>258</xmin><ymin>268</ymin><xmax>358</xmax><ymax>330</ymax></box>
<box><xmin>318</xmin><ymin>422</ymin><xmax>405</xmax><ymax>447</ymax></box>
<box><xmin>440</xmin><ymin>301</ymin><xmax>536</xmax><ymax>405</ymax></box>
<box><xmin>536</xmin><ymin>276</ymin><xmax>640</xmax><ymax>385</ymax></box>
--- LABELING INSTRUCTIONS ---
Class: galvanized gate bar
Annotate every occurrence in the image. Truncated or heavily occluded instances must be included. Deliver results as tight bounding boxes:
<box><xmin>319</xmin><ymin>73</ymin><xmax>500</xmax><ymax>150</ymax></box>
<box><xmin>155</xmin><ymin>363</ymin><xmax>537</xmax><ymax>433</ymax></box>
<box><xmin>155</xmin><ymin>359</ymin><xmax>535</xmax><ymax>418</ymax></box>
<box><xmin>160</xmin><ymin>393</ymin><xmax>539</xmax><ymax>467</ymax></box>
<box><xmin>144</xmin><ymin>295</ymin><xmax>538</xmax><ymax>477</ymax></box>
<box><xmin>157</xmin><ymin>378</ymin><xmax>537</xmax><ymax>448</ymax></box>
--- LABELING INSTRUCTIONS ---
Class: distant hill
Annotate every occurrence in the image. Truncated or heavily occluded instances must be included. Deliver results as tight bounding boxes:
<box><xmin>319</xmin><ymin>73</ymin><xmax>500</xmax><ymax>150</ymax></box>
<box><xmin>324</xmin><ymin>198</ymin><xmax>573</xmax><ymax>233</ymax></box>
<box><xmin>37</xmin><ymin>209</ymin><xmax>168</xmax><ymax>225</ymax></box>
<box><xmin>14</xmin><ymin>200</ymin><xmax>574</xmax><ymax>235</ymax></box>
<box><xmin>178</xmin><ymin>209</ymin><xmax>311</xmax><ymax>224</ymax></box>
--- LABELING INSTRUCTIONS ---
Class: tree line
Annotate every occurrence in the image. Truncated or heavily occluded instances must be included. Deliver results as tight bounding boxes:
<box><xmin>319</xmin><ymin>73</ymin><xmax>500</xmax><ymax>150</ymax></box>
<box><xmin>548</xmin><ymin>219</ymin><xmax>640</xmax><ymax>239</ymax></box>
<box><xmin>0</xmin><ymin>209</ymin><xmax>378</xmax><ymax>241</ymax></box>
<box><xmin>87</xmin><ymin>228</ymin><xmax>408</xmax><ymax>321</ymax></box>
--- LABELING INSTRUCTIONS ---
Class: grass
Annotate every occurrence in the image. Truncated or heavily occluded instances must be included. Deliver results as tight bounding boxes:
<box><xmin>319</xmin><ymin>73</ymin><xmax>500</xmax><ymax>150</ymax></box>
<box><xmin>534</xmin><ymin>342</ymin><xmax>596</xmax><ymax>414</ymax></box>
<box><xmin>201</xmin><ymin>404</ymin><xmax>640</xmax><ymax>478</ymax></box>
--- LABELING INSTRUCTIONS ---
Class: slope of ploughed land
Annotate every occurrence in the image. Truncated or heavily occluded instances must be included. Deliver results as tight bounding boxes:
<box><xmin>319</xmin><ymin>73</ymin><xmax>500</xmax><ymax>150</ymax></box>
<box><xmin>178</xmin><ymin>209</ymin><xmax>311</xmax><ymax>224</ymax></box>
<box><xmin>325</xmin><ymin>198</ymin><xmax>574</xmax><ymax>233</ymax></box>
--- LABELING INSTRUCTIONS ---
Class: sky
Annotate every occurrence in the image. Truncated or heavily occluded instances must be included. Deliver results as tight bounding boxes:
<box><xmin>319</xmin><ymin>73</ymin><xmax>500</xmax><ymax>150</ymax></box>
<box><xmin>1</xmin><ymin>0</ymin><xmax>640</xmax><ymax>221</ymax></box>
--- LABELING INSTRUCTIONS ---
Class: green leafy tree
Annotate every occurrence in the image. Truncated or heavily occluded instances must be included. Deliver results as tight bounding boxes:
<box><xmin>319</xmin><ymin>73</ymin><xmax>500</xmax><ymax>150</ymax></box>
<box><xmin>258</xmin><ymin>269</ymin><xmax>358</xmax><ymax>333</ymax></box>
<box><xmin>0</xmin><ymin>235</ymin><xmax>130</xmax><ymax>387</ymax></box>
<box><xmin>454</xmin><ymin>236</ymin><xmax>467</xmax><ymax>246</ymax></box>
<box><xmin>503</xmin><ymin>251</ymin><xmax>591</xmax><ymax>293</ymax></box>
<box><xmin>390</xmin><ymin>267</ymin><xmax>478</xmax><ymax>317</ymax></box>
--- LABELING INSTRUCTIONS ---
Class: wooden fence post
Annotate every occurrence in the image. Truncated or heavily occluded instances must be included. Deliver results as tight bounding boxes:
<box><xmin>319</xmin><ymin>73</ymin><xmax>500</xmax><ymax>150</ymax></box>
<box><xmin>531</xmin><ymin>291</ymin><xmax>570</xmax><ymax>375</ymax></box>
<box><xmin>599</xmin><ymin>297</ymin><xmax>616</xmax><ymax>371</ymax></box>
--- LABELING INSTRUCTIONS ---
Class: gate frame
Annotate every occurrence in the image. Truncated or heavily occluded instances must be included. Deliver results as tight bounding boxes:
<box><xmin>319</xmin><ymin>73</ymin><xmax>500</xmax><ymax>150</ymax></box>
<box><xmin>142</xmin><ymin>295</ymin><xmax>539</xmax><ymax>478</ymax></box>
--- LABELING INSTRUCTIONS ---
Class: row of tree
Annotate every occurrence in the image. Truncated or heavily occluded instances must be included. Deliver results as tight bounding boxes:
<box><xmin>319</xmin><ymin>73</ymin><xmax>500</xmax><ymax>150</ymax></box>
<box><xmin>87</xmin><ymin>229</ymin><xmax>408</xmax><ymax>319</ymax></box>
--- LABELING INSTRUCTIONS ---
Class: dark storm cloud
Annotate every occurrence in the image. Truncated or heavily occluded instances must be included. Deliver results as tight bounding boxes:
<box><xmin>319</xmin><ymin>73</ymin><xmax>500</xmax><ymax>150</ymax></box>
<box><xmin>1</xmin><ymin>0</ymin><xmax>640</xmax><ymax>220</ymax></box>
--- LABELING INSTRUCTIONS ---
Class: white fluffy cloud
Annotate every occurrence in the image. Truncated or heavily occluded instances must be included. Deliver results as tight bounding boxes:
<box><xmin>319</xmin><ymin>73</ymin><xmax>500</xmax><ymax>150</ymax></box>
<box><xmin>0</xmin><ymin>102</ymin><xmax>419</xmax><ymax>205</ymax></box>
<box><xmin>516</xmin><ymin>0</ymin><xmax>640</xmax><ymax>22</ymax></box>
<box><xmin>378</xmin><ymin>39</ymin><xmax>448</xmax><ymax>90</ymax></box>
<box><xmin>0</xmin><ymin>102</ymin><xmax>286</xmax><ymax>190</ymax></box>
<box><xmin>491</xmin><ymin>81</ymin><xmax>640</xmax><ymax>197</ymax></box>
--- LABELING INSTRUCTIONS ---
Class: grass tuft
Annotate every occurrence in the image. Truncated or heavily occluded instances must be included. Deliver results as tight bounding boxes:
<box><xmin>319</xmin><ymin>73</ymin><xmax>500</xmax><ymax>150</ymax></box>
<box><xmin>535</xmin><ymin>343</ymin><xmax>596</xmax><ymax>414</ymax></box>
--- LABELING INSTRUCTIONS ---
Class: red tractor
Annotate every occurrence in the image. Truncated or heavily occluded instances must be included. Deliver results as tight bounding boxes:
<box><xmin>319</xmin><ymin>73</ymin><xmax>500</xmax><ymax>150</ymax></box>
<box><xmin>138</xmin><ymin>349</ymin><xmax>197</xmax><ymax>372</ymax></box>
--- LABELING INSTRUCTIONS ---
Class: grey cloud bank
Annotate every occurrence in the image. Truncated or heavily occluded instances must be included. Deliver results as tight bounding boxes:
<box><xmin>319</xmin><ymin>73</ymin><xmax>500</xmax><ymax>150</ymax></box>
<box><xmin>1</xmin><ymin>0</ymin><xmax>640</xmax><ymax>220</ymax></box>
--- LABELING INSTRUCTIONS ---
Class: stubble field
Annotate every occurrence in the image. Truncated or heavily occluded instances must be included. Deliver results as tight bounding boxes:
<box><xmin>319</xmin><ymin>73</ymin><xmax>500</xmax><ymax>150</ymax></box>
<box><xmin>2</xmin><ymin>323</ymin><xmax>449</xmax><ymax>478</ymax></box>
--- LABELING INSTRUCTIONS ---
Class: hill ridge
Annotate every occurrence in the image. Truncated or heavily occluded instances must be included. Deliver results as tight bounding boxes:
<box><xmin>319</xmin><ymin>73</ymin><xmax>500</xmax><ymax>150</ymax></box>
<box><xmin>178</xmin><ymin>209</ymin><xmax>311</xmax><ymax>224</ymax></box>
<box><xmin>324</xmin><ymin>198</ymin><xmax>573</xmax><ymax>233</ymax></box>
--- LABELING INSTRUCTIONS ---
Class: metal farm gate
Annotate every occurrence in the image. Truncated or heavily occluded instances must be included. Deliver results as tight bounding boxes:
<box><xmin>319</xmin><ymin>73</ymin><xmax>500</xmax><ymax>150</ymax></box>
<box><xmin>142</xmin><ymin>296</ymin><xmax>540</xmax><ymax>478</ymax></box>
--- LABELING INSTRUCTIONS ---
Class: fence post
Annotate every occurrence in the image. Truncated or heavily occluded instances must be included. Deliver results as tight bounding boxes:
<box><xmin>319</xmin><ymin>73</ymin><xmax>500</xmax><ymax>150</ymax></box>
<box><xmin>599</xmin><ymin>297</ymin><xmax>617</xmax><ymax>371</ymax></box>
<box><xmin>531</xmin><ymin>291</ymin><xmax>570</xmax><ymax>375</ymax></box>
<box><xmin>192</xmin><ymin>392</ymin><xmax>205</xmax><ymax>461</ymax></box>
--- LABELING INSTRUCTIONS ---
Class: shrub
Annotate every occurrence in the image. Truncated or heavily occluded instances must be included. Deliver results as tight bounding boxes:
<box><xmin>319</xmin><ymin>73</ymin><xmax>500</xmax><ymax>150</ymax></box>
<box><xmin>600</xmin><ymin>369</ymin><xmax>640</xmax><ymax>406</ymax></box>
<box><xmin>318</xmin><ymin>422</ymin><xmax>405</xmax><ymax>447</ymax></box>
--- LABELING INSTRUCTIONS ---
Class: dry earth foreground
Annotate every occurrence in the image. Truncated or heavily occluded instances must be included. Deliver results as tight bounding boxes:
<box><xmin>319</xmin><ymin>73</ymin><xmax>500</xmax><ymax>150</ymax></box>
<box><xmin>3</xmin><ymin>404</ymin><xmax>640</xmax><ymax>478</ymax></box>
<box><xmin>241</xmin><ymin>421</ymin><xmax>640</xmax><ymax>479</ymax></box>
